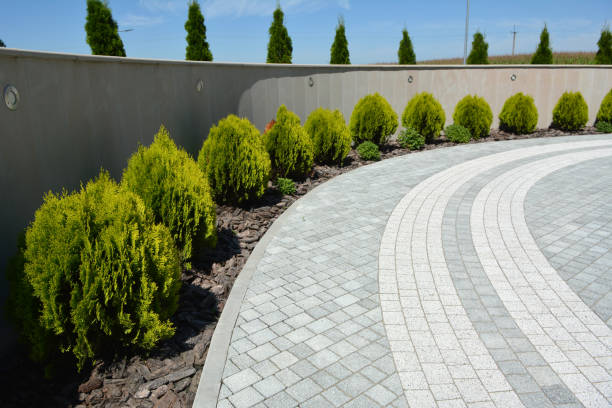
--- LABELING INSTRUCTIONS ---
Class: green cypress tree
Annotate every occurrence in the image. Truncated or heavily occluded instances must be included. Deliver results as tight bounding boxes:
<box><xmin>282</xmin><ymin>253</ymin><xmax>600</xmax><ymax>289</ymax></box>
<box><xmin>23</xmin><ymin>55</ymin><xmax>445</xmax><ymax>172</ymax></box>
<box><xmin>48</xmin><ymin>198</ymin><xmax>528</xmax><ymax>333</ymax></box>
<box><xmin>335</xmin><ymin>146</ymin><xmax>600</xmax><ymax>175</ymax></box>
<box><xmin>467</xmin><ymin>31</ymin><xmax>488</xmax><ymax>64</ymax></box>
<box><xmin>595</xmin><ymin>26</ymin><xmax>612</xmax><ymax>64</ymax></box>
<box><xmin>185</xmin><ymin>1</ymin><xmax>212</xmax><ymax>61</ymax></box>
<box><xmin>266</xmin><ymin>5</ymin><xmax>292</xmax><ymax>63</ymax></box>
<box><xmin>85</xmin><ymin>0</ymin><xmax>126</xmax><ymax>57</ymax></box>
<box><xmin>330</xmin><ymin>17</ymin><xmax>350</xmax><ymax>64</ymax></box>
<box><xmin>0</xmin><ymin>39</ymin><xmax>5</xmax><ymax>47</ymax></box>
<box><xmin>398</xmin><ymin>29</ymin><xmax>416</xmax><ymax>64</ymax></box>
<box><xmin>531</xmin><ymin>25</ymin><xmax>553</xmax><ymax>64</ymax></box>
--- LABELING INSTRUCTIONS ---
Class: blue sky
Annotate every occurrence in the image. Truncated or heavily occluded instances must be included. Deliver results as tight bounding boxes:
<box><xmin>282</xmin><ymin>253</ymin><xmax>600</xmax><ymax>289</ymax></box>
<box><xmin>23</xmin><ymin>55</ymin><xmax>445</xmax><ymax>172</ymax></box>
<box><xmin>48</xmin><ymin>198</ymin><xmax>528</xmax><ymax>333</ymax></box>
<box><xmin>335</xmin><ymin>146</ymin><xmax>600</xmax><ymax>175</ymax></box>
<box><xmin>1</xmin><ymin>0</ymin><xmax>610</xmax><ymax>64</ymax></box>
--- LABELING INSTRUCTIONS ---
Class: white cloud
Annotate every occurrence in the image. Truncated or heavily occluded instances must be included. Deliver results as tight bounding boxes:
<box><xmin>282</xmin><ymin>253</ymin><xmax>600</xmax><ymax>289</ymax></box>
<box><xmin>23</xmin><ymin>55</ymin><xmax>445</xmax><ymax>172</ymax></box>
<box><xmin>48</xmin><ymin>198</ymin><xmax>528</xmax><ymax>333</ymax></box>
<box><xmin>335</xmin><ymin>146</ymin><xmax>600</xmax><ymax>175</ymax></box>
<box><xmin>119</xmin><ymin>14</ymin><xmax>164</xmax><ymax>28</ymax></box>
<box><xmin>202</xmin><ymin>0</ymin><xmax>350</xmax><ymax>18</ymax></box>
<box><xmin>139</xmin><ymin>0</ymin><xmax>186</xmax><ymax>13</ymax></box>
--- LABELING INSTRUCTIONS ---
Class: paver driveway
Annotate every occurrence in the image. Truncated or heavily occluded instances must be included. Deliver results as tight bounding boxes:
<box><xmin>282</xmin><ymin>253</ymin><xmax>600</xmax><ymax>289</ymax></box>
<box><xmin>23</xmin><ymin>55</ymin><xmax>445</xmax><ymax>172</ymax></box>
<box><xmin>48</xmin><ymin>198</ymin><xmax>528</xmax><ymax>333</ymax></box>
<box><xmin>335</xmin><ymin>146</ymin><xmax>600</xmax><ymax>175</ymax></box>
<box><xmin>194</xmin><ymin>135</ymin><xmax>612</xmax><ymax>408</ymax></box>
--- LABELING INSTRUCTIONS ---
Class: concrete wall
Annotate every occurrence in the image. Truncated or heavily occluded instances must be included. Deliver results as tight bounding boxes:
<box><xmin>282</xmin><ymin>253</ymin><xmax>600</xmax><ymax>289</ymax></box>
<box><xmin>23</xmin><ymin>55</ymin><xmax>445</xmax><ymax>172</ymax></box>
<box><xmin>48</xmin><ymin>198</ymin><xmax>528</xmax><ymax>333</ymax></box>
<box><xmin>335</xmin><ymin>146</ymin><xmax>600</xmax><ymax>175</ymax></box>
<box><xmin>0</xmin><ymin>48</ymin><xmax>610</xmax><ymax>351</ymax></box>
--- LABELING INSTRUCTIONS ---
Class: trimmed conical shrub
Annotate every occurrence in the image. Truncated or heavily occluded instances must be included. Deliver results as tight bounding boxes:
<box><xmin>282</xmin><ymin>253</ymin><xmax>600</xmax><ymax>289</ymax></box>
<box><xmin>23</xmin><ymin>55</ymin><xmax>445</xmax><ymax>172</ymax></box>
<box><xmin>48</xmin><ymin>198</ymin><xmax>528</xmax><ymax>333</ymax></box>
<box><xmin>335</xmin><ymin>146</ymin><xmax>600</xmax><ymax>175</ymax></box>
<box><xmin>402</xmin><ymin>92</ymin><xmax>445</xmax><ymax>142</ymax></box>
<box><xmin>453</xmin><ymin>95</ymin><xmax>493</xmax><ymax>139</ymax></box>
<box><xmin>122</xmin><ymin>125</ymin><xmax>217</xmax><ymax>264</ymax></box>
<box><xmin>85</xmin><ymin>0</ymin><xmax>126</xmax><ymax>57</ymax></box>
<box><xmin>552</xmin><ymin>91</ymin><xmax>588</xmax><ymax>131</ymax></box>
<box><xmin>185</xmin><ymin>0</ymin><xmax>212</xmax><ymax>61</ymax></box>
<box><xmin>349</xmin><ymin>93</ymin><xmax>398</xmax><ymax>145</ymax></box>
<box><xmin>595</xmin><ymin>26</ymin><xmax>612</xmax><ymax>65</ymax></box>
<box><xmin>398</xmin><ymin>29</ymin><xmax>416</xmax><ymax>64</ymax></box>
<box><xmin>531</xmin><ymin>25</ymin><xmax>553</xmax><ymax>64</ymax></box>
<box><xmin>265</xmin><ymin>105</ymin><xmax>314</xmax><ymax>179</ymax></box>
<box><xmin>266</xmin><ymin>5</ymin><xmax>292</xmax><ymax>63</ymax></box>
<box><xmin>467</xmin><ymin>31</ymin><xmax>488</xmax><ymax>64</ymax></box>
<box><xmin>305</xmin><ymin>108</ymin><xmax>351</xmax><ymax>165</ymax></box>
<box><xmin>597</xmin><ymin>89</ymin><xmax>612</xmax><ymax>123</ymax></box>
<box><xmin>330</xmin><ymin>17</ymin><xmax>350</xmax><ymax>64</ymax></box>
<box><xmin>499</xmin><ymin>93</ymin><xmax>539</xmax><ymax>134</ymax></box>
<box><xmin>198</xmin><ymin>115</ymin><xmax>271</xmax><ymax>204</ymax></box>
<box><xmin>0</xmin><ymin>39</ymin><xmax>5</xmax><ymax>47</ymax></box>
<box><xmin>7</xmin><ymin>171</ymin><xmax>181</xmax><ymax>370</ymax></box>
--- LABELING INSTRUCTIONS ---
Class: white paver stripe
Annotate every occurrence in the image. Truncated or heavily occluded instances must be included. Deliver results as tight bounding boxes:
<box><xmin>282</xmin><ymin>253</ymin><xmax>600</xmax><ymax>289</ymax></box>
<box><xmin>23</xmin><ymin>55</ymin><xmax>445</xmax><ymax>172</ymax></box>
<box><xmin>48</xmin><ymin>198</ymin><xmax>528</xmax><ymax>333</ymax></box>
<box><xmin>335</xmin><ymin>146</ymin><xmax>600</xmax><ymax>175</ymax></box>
<box><xmin>380</xmin><ymin>140</ymin><xmax>612</xmax><ymax>407</ymax></box>
<box><xmin>471</xmin><ymin>148</ymin><xmax>612</xmax><ymax>407</ymax></box>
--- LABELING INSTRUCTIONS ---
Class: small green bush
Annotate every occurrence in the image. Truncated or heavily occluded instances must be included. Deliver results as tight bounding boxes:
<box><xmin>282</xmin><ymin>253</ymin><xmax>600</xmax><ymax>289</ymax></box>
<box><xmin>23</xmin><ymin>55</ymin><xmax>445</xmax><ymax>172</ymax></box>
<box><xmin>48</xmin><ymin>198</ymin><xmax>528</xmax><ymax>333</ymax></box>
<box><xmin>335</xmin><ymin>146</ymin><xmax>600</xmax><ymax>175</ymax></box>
<box><xmin>357</xmin><ymin>141</ymin><xmax>380</xmax><ymax>161</ymax></box>
<box><xmin>552</xmin><ymin>91</ymin><xmax>588</xmax><ymax>131</ymax></box>
<box><xmin>596</xmin><ymin>89</ymin><xmax>612</xmax><ymax>123</ymax></box>
<box><xmin>596</xmin><ymin>121</ymin><xmax>612</xmax><ymax>133</ymax></box>
<box><xmin>453</xmin><ymin>95</ymin><xmax>493</xmax><ymax>139</ymax></box>
<box><xmin>276</xmin><ymin>177</ymin><xmax>296</xmax><ymax>195</ymax></box>
<box><xmin>445</xmin><ymin>124</ymin><xmax>472</xmax><ymax>143</ymax></box>
<box><xmin>8</xmin><ymin>172</ymin><xmax>181</xmax><ymax>370</ymax></box>
<box><xmin>198</xmin><ymin>115</ymin><xmax>271</xmax><ymax>204</ymax></box>
<box><xmin>122</xmin><ymin>125</ymin><xmax>216</xmax><ymax>264</ymax></box>
<box><xmin>265</xmin><ymin>105</ymin><xmax>314</xmax><ymax>179</ymax></box>
<box><xmin>304</xmin><ymin>108</ymin><xmax>351</xmax><ymax>165</ymax></box>
<box><xmin>397</xmin><ymin>128</ymin><xmax>425</xmax><ymax>150</ymax></box>
<box><xmin>402</xmin><ymin>92</ymin><xmax>446</xmax><ymax>142</ymax></box>
<box><xmin>498</xmin><ymin>93</ymin><xmax>539</xmax><ymax>134</ymax></box>
<box><xmin>349</xmin><ymin>93</ymin><xmax>398</xmax><ymax>146</ymax></box>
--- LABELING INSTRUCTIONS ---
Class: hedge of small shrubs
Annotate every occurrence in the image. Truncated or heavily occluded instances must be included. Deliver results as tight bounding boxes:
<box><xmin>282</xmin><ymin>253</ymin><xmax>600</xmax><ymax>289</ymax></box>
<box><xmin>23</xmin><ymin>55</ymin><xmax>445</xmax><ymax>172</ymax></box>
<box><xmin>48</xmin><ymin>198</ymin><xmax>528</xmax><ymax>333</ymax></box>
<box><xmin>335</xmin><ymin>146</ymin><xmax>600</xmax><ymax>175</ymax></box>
<box><xmin>499</xmin><ymin>93</ymin><xmax>538</xmax><ymax>134</ymax></box>
<box><xmin>397</xmin><ymin>128</ymin><xmax>425</xmax><ymax>150</ymax></box>
<box><xmin>357</xmin><ymin>141</ymin><xmax>380</xmax><ymax>160</ymax></box>
<box><xmin>552</xmin><ymin>91</ymin><xmax>588</xmax><ymax>131</ymax></box>
<box><xmin>265</xmin><ymin>105</ymin><xmax>314</xmax><ymax>179</ymax></box>
<box><xmin>7</xmin><ymin>172</ymin><xmax>181</xmax><ymax>370</ymax></box>
<box><xmin>122</xmin><ymin>125</ymin><xmax>216</xmax><ymax>264</ymax></box>
<box><xmin>453</xmin><ymin>95</ymin><xmax>493</xmax><ymax>139</ymax></box>
<box><xmin>597</xmin><ymin>88</ymin><xmax>612</xmax><ymax>124</ymax></box>
<box><xmin>304</xmin><ymin>108</ymin><xmax>351</xmax><ymax>165</ymax></box>
<box><xmin>198</xmin><ymin>115</ymin><xmax>271</xmax><ymax>204</ymax></box>
<box><xmin>349</xmin><ymin>93</ymin><xmax>398</xmax><ymax>145</ymax></box>
<box><xmin>445</xmin><ymin>124</ymin><xmax>472</xmax><ymax>143</ymax></box>
<box><xmin>402</xmin><ymin>92</ymin><xmax>445</xmax><ymax>142</ymax></box>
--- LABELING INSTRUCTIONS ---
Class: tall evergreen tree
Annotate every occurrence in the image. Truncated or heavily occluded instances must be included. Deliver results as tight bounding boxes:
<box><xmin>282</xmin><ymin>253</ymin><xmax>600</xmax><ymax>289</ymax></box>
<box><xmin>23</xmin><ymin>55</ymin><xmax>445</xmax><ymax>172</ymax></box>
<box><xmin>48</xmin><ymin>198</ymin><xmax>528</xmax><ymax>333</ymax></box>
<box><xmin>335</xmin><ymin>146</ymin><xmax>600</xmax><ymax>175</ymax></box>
<box><xmin>85</xmin><ymin>0</ymin><xmax>126</xmax><ymax>57</ymax></box>
<box><xmin>595</xmin><ymin>26</ymin><xmax>612</xmax><ymax>64</ymax></box>
<box><xmin>531</xmin><ymin>25</ymin><xmax>553</xmax><ymax>64</ymax></box>
<box><xmin>0</xmin><ymin>39</ymin><xmax>5</xmax><ymax>47</ymax></box>
<box><xmin>185</xmin><ymin>1</ymin><xmax>212</xmax><ymax>61</ymax></box>
<box><xmin>398</xmin><ymin>29</ymin><xmax>416</xmax><ymax>64</ymax></box>
<box><xmin>266</xmin><ymin>5</ymin><xmax>292</xmax><ymax>63</ymax></box>
<box><xmin>330</xmin><ymin>17</ymin><xmax>350</xmax><ymax>64</ymax></box>
<box><xmin>467</xmin><ymin>31</ymin><xmax>488</xmax><ymax>64</ymax></box>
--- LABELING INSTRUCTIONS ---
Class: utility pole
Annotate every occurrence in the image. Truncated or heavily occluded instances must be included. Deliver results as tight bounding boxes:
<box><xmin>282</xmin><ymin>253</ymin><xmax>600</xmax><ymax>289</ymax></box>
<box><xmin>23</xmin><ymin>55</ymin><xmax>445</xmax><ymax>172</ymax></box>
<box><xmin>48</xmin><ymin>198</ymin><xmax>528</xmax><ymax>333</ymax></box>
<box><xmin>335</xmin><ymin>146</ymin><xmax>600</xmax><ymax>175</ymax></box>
<box><xmin>463</xmin><ymin>0</ymin><xmax>470</xmax><ymax>64</ymax></box>
<box><xmin>511</xmin><ymin>25</ymin><xmax>518</xmax><ymax>56</ymax></box>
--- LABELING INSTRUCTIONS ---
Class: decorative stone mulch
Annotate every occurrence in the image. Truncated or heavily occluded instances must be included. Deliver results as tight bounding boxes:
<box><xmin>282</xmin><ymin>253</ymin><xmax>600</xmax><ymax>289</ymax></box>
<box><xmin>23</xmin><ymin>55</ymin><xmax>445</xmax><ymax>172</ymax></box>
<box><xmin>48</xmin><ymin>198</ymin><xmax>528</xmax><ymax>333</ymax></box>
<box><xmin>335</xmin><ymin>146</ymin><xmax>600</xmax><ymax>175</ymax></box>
<box><xmin>0</xmin><ymin>126</ymin><xmax>603</xmax><ymax>408</ymax></box>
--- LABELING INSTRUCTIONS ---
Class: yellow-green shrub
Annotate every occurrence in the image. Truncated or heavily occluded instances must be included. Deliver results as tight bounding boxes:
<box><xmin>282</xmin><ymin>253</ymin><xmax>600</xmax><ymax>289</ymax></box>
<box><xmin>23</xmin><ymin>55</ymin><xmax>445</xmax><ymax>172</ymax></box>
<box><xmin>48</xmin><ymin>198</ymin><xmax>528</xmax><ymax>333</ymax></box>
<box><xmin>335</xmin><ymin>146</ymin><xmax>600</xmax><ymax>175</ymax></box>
<box><xmin>499</xmin><ymin>93</ymin><xmax>538</xmax><ymax>134</ymax></box>
<box><xmin>596</xmin><ymin>88</ymin><xmax>612</xmax><ymax>123</ymax></box>
<box><xmin>453</xmin><ymin>95</ymin><xmax>493</xmax><ymax>139</ymax></box>
<box><xmin>122</xmin><ymin>125</ymin><xmax>216</xmax><ymax>264</ymax></box>
<box><xmin>304</xmin><ymin>108</ymin><xmax>351</xmax><ymax>165</ymax></box>
<box><xmin>198</xmin><ymin>115</ymin><xmax>271</xmax><ymax>204</ymax></box>
<box><xmin>402</xmin><ymin>92</ymin><xmax>446</xmax><ymax>142</ymax></box>
<box><xmin>349</xmin><ymin>93</ymin><xmax>398</xmax><ymax>145</ymax></box>
<box><xmin>7</xmin><ymin>172</ymin><xmax>181</xmax><ymax>370</ymax></box>
<box><xmin>552</xmin><ymin>91</ymin><xmax>588</xmax><ymax>131</ymax></box>
<box><xmin>265</xmin><ymin>105</ymin><xmax>314</xmax><ymax>179</ymax></box>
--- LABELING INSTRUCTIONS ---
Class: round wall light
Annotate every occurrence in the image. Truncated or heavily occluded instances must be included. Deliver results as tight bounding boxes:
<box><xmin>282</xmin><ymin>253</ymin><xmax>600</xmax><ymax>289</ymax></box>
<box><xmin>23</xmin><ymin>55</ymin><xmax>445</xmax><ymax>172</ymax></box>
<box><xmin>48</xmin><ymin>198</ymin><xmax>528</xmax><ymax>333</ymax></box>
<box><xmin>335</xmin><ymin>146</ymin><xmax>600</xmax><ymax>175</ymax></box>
<box><xmin>407</xmin><ymin>75</ymin><xmax>414</xmax><ymax>84</ymax></box>
<box><xmin>4</xmin><ymin>84</ymin><xmax>19</xmax><ymax>111</ymax></box>
<box><xmin>510</xmin><ymin>74</ymin><xmax>517</xmax><ymax>81</ymax></box>
<box><xmin>308</xmin><ymin>77</ymin><xmax>314</xmax><ymax>87</ymax></box>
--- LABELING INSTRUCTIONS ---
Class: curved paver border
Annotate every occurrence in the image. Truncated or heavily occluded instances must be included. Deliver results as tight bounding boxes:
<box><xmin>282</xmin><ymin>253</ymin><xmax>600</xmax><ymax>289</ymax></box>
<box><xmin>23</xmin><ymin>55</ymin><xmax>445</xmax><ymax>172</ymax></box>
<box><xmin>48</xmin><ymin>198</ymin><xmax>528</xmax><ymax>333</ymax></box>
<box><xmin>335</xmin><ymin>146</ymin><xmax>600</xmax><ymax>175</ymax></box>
<box><xmin>193</xmin><ymin>195</ymin><xmax>306</xmax><ymax>407</ymax></box>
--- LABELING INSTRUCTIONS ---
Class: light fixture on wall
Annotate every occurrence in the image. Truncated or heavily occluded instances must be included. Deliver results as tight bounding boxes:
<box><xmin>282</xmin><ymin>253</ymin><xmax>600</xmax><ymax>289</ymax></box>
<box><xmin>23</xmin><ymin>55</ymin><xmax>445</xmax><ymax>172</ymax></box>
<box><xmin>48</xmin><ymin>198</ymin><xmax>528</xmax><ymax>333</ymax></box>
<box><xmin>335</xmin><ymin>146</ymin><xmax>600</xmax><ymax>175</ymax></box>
<box><xmin>196</xmin><ymin>79</ymin><xmax>204</xmax><ymax>92</ymax></box>
<box><xmin>510</xmin><ymin>74</ymin><xmax>517</xmax><ymax>81</ymax></box>
<box><xmin>308</xmin><ymin>77</ymin><xmax>314</xmax><ymax>87</ymax></box>
<box><xmin>407</xmin><ymin>75</ymin><xmax>414</xmax><ymax>84</ymax></box>
<box><xmin>3</xmin><ymin>84</ymin><xmax>19</xmax><ymax>111</ymax></box>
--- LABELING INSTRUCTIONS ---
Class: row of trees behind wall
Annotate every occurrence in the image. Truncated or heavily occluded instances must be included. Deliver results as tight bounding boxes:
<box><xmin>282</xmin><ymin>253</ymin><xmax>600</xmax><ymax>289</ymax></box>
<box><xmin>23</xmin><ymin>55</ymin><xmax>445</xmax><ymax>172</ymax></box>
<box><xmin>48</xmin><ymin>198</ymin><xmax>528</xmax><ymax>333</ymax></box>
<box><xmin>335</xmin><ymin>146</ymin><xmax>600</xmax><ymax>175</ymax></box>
<box><xmin>73</xmin><ymin>0</ymin><xmax>612</xmax><ymax>65</ymax></box>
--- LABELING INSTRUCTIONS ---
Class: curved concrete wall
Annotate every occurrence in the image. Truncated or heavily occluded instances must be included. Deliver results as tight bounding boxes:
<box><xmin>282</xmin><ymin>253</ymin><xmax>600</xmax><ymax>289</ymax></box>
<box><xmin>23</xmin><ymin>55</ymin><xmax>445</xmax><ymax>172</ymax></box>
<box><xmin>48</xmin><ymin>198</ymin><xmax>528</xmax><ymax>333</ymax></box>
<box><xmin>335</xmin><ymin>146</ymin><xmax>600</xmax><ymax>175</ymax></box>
<box><xmin>0</xmin><ymin>48</ymin><xmax>610</xmax><ymax>351</ymax></box>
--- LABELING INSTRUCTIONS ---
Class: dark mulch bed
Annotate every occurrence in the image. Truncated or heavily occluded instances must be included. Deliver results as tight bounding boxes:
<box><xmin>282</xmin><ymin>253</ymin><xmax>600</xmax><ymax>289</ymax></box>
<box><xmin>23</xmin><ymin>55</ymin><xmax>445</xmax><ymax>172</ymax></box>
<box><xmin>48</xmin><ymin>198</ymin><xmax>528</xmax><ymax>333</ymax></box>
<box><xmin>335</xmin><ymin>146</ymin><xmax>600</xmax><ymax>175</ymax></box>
<box><xmin>0</xmin><ymin>126</ymin><xmax>604</xmax><ymax>408</ymax></box>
